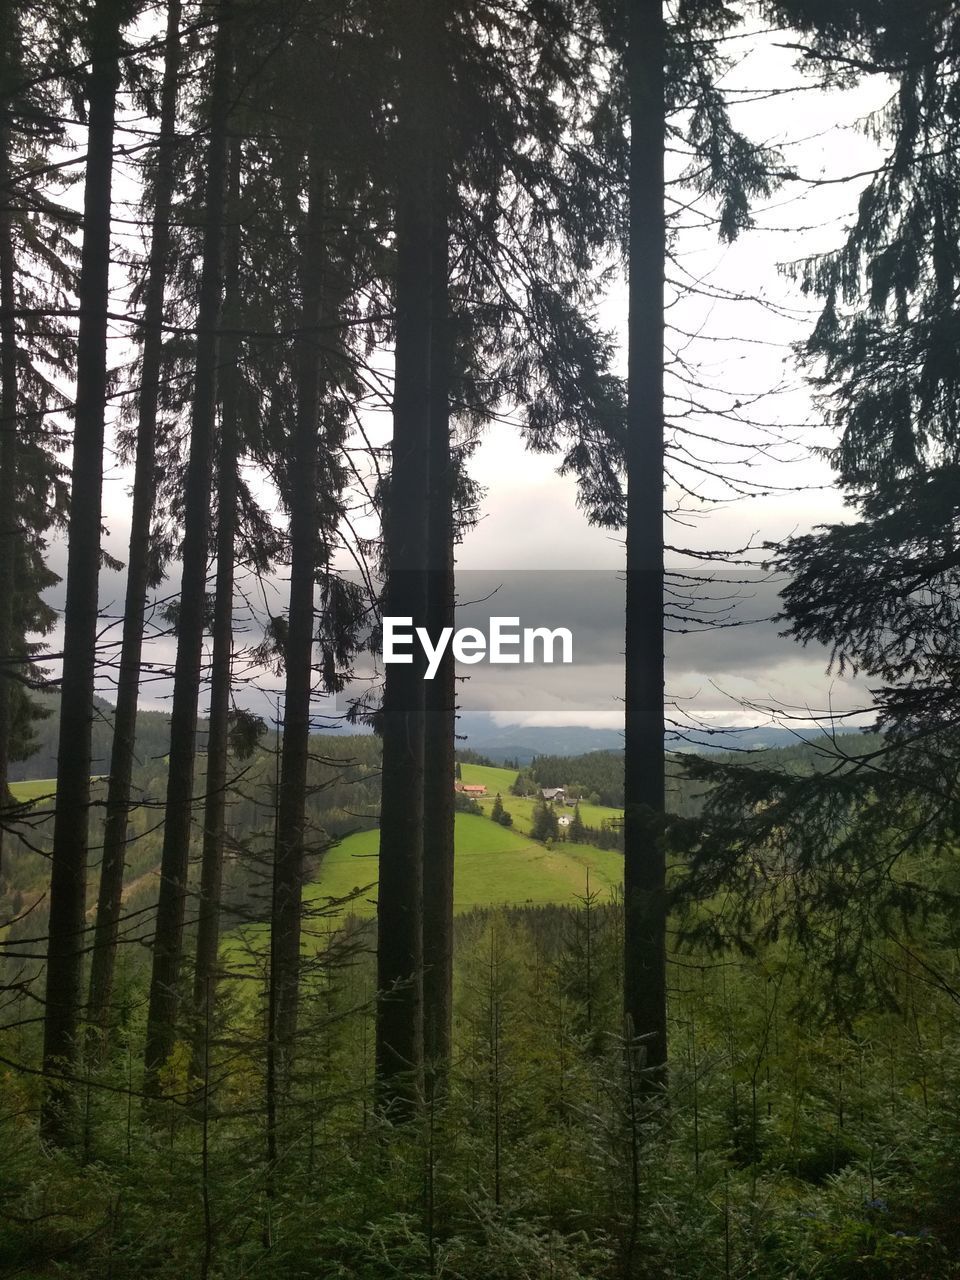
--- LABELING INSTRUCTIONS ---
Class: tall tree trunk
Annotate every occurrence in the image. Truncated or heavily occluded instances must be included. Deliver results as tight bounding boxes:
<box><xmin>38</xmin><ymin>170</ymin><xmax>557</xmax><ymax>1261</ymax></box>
<box><xmin>0</xmin><ymin>0</ymin><xmax>21</xmax><ymax>882</ymax></box>
<box><xmin>421</xmin><ymin>194</ymin><xmax>455</xmax><ymax>1086</ymax></box>
<box><xmin>374</xmin><ymin>0</ymin><xmax>435</xmax><ymax>1116</ymax></box>
<box><xmin>143</xmin><ymin>0</ymin><xmax>233</xmax><ymax>1092</ymax></box>
<box><xmin>40</xmin><ymin>0</ymin><xmax>124</xmax><ymax>1144</ymax></box>
<box><xmin>268</xmin><ymin>149</ymin><xmax>325</xmax><ymax>1098</ymax></box>
<box><xmin>622</xmin><ymin>0</ymin><xmax>668</xmax><ymax>1085</ymax></box>
<box><xmin>87</xmin><ymin>0</ymin><xmax>183</xmax><ymax>1052</ymax></box>
<box><xmin>191</xmin><ymin>134</ymin><xmax>241</xmax><ymax>1076</ymax></box>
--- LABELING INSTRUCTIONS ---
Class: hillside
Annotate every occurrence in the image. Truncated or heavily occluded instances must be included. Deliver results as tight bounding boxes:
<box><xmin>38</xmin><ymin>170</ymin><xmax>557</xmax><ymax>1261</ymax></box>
<box><xmin>8</xmin><ymin>692</ymin><xmax>174</xmax><ymax>781</ymax></box>
<box><xmin>232</xmin><ymin>812</ymin><xmax>622</xmax><ymax>940</ymax></box>
<box><xmin>459</xmin><ymin>762</ymin><xmax>624</xmax><ymax>833</ymax></box>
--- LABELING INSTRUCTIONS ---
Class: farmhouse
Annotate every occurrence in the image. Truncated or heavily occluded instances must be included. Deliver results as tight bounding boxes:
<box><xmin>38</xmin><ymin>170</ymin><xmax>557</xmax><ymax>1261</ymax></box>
<box><xmin>455</xmin><ymin>783</ymin><xmax>487</xmax><ymax>797</ymax></box>
<box><xmin>541</xmin><ymin>787</ymin><xmax>566</xmax><ymax>803</ymax></box>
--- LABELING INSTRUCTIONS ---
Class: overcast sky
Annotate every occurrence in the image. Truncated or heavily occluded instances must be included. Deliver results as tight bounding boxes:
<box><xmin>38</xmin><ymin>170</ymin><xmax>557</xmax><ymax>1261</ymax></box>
<box><xmin>41</xmin><ymin>23</ymin><xmax>892</xmax><ymax>736</ymax></box>
<box><xmin>446</xmin><ymin>35</ymin><xmax>888</xmax><ymax>732</ymax></box>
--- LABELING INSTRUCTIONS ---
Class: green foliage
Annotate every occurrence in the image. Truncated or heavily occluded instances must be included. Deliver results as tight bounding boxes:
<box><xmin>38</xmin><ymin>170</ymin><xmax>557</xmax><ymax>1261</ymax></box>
<box><xmin>455</xmin><ymin>789</ymin><xmax>484</xmax><ymax>815</ymax></box>
<box><xmin>490</xmin><ymin>792</ymin><xmax>513</xmax><ymax>827</ymax></box>
<box><xmin>510</xmin><ymin>769</ymin><xmax>533</xmax><ymax>796</ymax></box>
<box><xmin>531</xmin><ymin>795</ymin><xmax>560</xmax><ymax>843</ymax></box>
<box><xmin>529</xmin><ymin>750</ymin><xmax>624</xmax><ymax>808</ymax></box>
<box><xmin>6</xmin><ymin>893</ymin><xmax>960</xmax><ymax>1278</ymax></box>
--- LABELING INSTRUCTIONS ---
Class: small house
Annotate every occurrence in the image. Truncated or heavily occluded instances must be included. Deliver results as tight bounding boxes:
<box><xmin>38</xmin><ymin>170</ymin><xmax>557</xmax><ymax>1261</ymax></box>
<box><xmin>541</xmin><ymin>787</ymin><xmax>566</xmax><ymax>803</ymax></box>
<box><xmin>455</xmin><ymin>783</ymin><xmax>487</xmax><ymax>796</ymax></box>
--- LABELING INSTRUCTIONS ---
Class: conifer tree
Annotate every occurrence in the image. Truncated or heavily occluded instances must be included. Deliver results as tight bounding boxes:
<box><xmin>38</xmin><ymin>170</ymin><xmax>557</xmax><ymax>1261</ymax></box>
<box><xmin>270</xmin><ymin>147</ymin><xmax>328</xmax><ymax>1081</ymax></box>
<box><xmin>41</xmin><ymin>0</ymin><xmax>127</xmax><ymax>1141</ymax></box>
<box><xmin>87</xmin><ymin>0</ymin><xmax>183</xmax><ymax>1049</ymax></box>
<box><xmin>422</xmin><ymin>180</ymin><xmax>456</xmax><ymax>1080</ymax></box>
<box><xmin>191</xmin><ymin>134</ymin><xmax>242</xmax><ymax>1067</ymax></box>
<box><xmin>144</xmin><ymin>0</ymin><xmax>234</xmax><ymax>1090</ymax></box>
<box><xmin>375</xmin><ymin>0</ymin><xmax>436</xmax><ymax>1114</ymax></box>
<box><xmin>532</xmin><ymin>796</ymin><xmax>559</xmax><ymax>843</ymax></box>
<box><xmin>0</xmin><ymin>0</ymin><xmax>23</xmax><ymax>867</ymax></box>
<box><xmin>622</xmin><ymin>0</ymin><xmax>668</xmax><ymax>1084</ymax></box>
<box><xmin>613</xmin><ymin>0</ymin><xmax>780</xmax><ymax>1085</ymax></box>
<box><xmin>569</xmin><ymin>802</ymin><xmax>585</xmax><ymax>843</ymax></box>
<box><xmin>675</xmin><ymin>1</ymin><xmax>960</xmax><ymax>968</ymax></box>
<box><xmin>0</xmin><ymin>0</ymin><xmax>70</xmax><ymax>873</ymax></box>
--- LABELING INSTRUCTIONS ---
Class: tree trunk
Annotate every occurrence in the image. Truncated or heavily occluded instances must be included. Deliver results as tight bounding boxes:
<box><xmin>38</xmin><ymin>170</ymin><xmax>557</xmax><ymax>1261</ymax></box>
<box><xmin>40</xmin><ymin>0</ymin><xmax>124</xmax><ymax>1144</ymax></box>
<box><xmin>374</xmin><ymin>0</ymin><xmax>435</xmax><ymax>1116</ymax></box>
<box><xmin>144</xmin><ymin>0</ymin><xmax>233</xmax><ymax>1093</ymax></box>
<box><xmin>269</xmin><ymin>149</ymin><xmax>326</xmax><ymax>1096</ymax></box>
<box><xmin>0</xmin><ymin>0</ymin><xmax>21</xmax><ymax>881</ymax></box>
<box><xmin>87</xmin><ymin>0</ymin><xmax>182</xmax><ymax>1053</ymax></box>
<box><xmin>191</xmin><ymin>133</ymin><xmax>241</xmax><ymax>1077</ymax></box>
<box><xmin>421</xmin><ymin>193</ymin><xmax>455</xmax><ymax>1086</ymax></box>
<box><xmin>622</xmin><ymin>0</ymin><xmax>668</xmax><ymax>1085</ymax></box>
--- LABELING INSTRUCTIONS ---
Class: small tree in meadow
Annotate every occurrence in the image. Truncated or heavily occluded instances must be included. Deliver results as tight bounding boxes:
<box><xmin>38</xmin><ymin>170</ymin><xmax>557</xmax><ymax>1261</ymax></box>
<box><xmin>568</xmin><ymin>802</ymin><xmax>585</xmax><ymax>843</ymax></box>
<box><xmin>491</xmin><ymin>793</ymin><xmax>513</xmax><ymax>827</ymax></box>
<box><xmin>532</xmin><ymin>797</ymin><xmax>559</xmax><ymax>843</ymax></box>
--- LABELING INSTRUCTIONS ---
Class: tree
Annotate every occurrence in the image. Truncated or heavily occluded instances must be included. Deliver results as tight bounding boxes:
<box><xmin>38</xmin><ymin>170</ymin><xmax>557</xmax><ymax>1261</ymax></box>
<box><xmin>87</xmin><ymin>0</ymin><xmax>183</xmax><ymax>1052</ymax></box>
<box><xmin>621</xmin><ymin>0</ymin><xmax>668</xmax><ymax>1084</ymax></box>
<box><xmin>144</xmin><ymin>0</ymin><xmax>234</xmax><ymax>1091</ymax></box>
<box><xmin>269</xmin><ymin>145</ymin><xmax>329</xmax><ymax>1084</ymax></box>
<box><xmin>422</xmin><ymin>170</ymin><xmax>456</xmax><ymax>1080</ymax></box>
<box><xmin>490</xmin><ymin>793</ymin><xmax>504</xmax><ymax>823</ymax></box>
<box><xmin>531</xmin><ymin>796</ymin><xmax>559</xmax><ymax>843</ymax></box>
<box><xmin>614</xmin><ymin>0</ymin><xmax>780</xmax><ymax>1087</ymax></box>
<box><xmin>375</xmin><ymin>0</ymin><xmax>436</xmax><ymax>1115</ymax></box>
<box><xmin>0</xmin><ymin>0</ymin><xmax>24</xmax><ymax>871</ymax></box>
<box><xmin>674</xmin><ymin>0</ymin><xmax>960</xmax><ymax>993</ymax></box>
<box><xmin>190</xmin><ymin>133</ymin><xmax>242</xmax><ymax>1073</ymax></box>
<box><xmin>41</xmin><ymin>0</ymin><xmax>126</xmax><ymax>1142</ymax></box>
<box><xmin>0</xmin><ymin>2</ymin><xmax>73</xmax><ymax>857</ymax></box>
<box><xmin>568</xmin><ymin>802</ymin><xmax>585</xmax><ymax>843</ymax></box>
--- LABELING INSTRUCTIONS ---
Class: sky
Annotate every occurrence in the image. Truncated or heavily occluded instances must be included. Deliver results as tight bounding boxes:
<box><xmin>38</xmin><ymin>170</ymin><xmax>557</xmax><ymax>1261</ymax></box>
<box><xmin>38</xmin><ymin>19</ymin><xmax>894</xmax><ymax>739</ymax></box>
<box><xmin>442</xmin><ymin>34</ymin><xmax>890</xmax><ymax>734</ymax></box>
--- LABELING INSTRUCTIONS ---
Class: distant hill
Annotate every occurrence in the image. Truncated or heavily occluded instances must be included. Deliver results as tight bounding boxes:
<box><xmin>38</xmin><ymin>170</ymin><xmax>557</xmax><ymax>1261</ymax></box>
<box><xmin>9</xmin><ymin>692</ymin><xmax>174</xmax><ymax>781</ymax></box>
<box><xmin>11</xmin><ymin>694</ymin><xmax>869</xmax><ymax>781</ymax></box>
<box><xmin>456</xmin><ymin>712</ymin><xmax>867</xmax><ymax>762</ymax></box>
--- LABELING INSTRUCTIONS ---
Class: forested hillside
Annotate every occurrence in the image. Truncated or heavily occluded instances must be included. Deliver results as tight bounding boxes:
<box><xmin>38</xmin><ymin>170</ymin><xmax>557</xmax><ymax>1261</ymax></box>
<box><xmin>520</xmin><ymin>733</ymin><xmax>886</xmax><ymax>814</ymax></box>
<box><xmin>6</xmin><ymin>692</ymin><xmax>173</xmax><ymax>781</ymax></box>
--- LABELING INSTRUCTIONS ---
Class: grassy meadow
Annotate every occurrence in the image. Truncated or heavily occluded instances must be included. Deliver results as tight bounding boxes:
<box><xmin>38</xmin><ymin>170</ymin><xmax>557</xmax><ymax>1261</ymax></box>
<box><xmin>228</xmin><ymin>811</ymin><xmax>623</xmax><ymax>969</ymax></box>
<box><xmin>9</xmin><ymin>777</ymin><xmax>57</xmax><ymax>804</ymax></box>
<box><xmin>301</xmin><ymin>812</ymin><xmax>622</xmax><ymax>916</ymax></box>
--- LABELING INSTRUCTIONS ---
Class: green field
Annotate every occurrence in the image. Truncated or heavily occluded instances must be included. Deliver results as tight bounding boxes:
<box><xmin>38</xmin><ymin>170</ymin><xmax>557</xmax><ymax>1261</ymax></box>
<box><xmin>302</xmin><ymin>811</ymin><xmax>621</xmax><ymax>919</ymax></box>
<box><xmin>9</xmin><ymin>777</ymin><xmax>57</xmax><ymax>804</ymax></box>
<box><xmin>458</xmin><ymin>762</ymin><xmax>623</xmax><ymax>833</ymax></box>
<box><xmin>227</xmin><ymin>811</ymin><xmax>622</xmax><ymax>965</ymax></box>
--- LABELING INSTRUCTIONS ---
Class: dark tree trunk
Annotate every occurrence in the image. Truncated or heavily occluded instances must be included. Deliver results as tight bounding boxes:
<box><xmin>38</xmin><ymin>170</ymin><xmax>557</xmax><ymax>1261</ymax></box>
<box><xmin>421</xmin><ymin>195</ymin><xmax>455</xmax><ymax>1085</ymax></box>
<box><xmin>144</xmin><ymin>0</ymin><xmax>233</xmax><ymax>1092</ymax></box>
<box><xmin>191</xmin><ymin>134</ymin><xmax>241</xmax><ymax>1074</ymax></box>
<box><xmin>87</xmin><ymin>0</ymin><xmax>182</xmax><ymax>1052</ymax></box>
<box><xmin>268</xmin><ymin>149</ymin><xmax>325</xmax><ymax>1095</ymax></box>
<box><xmin>0</xmin><ymin>0</ymin><xmax>21</xmax><ymax>880</ymax></box>
<box><xmin>374</xmin><ymin>0</ymin><xmax>436</xmax><ymax>1115</ymax></box>
<box><xmin>622</xmin><ymin>0</ymin><xmax>668</xmax><ymax>1084</ymax></box>
<box><xmin>40</xmin><ymin>0</ymin><xmax>124</xmax><ymax>1144</ymax></box>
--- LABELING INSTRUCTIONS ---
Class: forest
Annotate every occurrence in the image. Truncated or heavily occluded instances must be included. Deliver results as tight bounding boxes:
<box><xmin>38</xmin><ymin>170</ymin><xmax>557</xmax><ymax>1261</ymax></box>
<box><xmin>3</xmin><ymin>0</ymin><xmax>960</xmax><ymax>1276</ymax></box>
